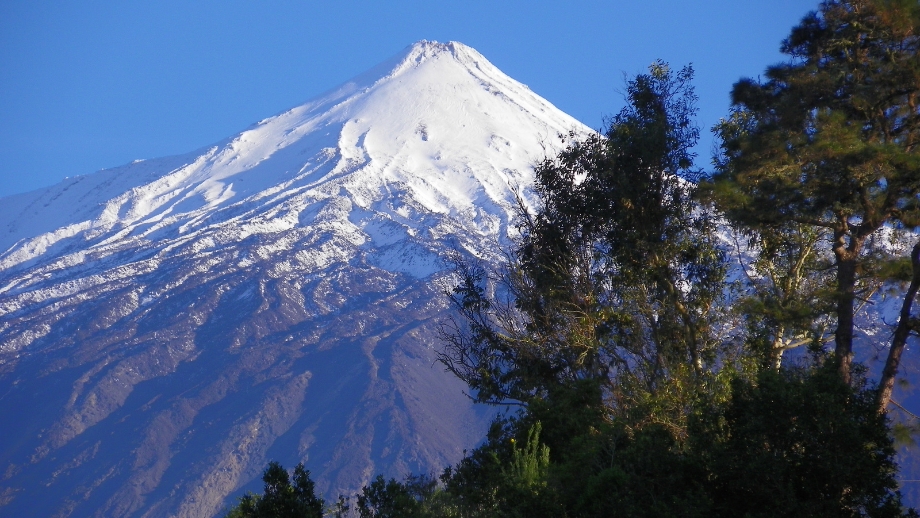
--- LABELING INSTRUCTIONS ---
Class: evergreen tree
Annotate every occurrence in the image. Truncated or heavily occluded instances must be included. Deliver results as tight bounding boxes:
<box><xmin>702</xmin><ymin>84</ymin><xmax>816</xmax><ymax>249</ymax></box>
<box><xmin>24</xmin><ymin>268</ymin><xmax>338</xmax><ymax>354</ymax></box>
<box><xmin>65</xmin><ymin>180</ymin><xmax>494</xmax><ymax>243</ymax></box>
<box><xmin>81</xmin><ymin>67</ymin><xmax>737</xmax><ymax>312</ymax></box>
<box><xmin>356</xmin><ymin>474</ymin><xmax>449</xmax><ymax>518</ymax></box>
<box><xmin>708</xmin><ymin>0</ymin><xmax>920</xmax><ymax>406</ymax></box>
<box><xmin>439</xmin><ymin>61</ymin><xmax>731</xmax><ymax>433</ymax></box>
<box><xmin>225</xmin><ymin>461</ymin><xmax>324</xmax><ymax>518</ymax></box>
<box><xmin>435</xmin><ymin>61</ymin><xmax>731</xmax><ymax>517</ymax></box>
<box><xmin>693</xmin><ymin>363</ymin><xmax>914</xmax><ymax>517</ymax></box>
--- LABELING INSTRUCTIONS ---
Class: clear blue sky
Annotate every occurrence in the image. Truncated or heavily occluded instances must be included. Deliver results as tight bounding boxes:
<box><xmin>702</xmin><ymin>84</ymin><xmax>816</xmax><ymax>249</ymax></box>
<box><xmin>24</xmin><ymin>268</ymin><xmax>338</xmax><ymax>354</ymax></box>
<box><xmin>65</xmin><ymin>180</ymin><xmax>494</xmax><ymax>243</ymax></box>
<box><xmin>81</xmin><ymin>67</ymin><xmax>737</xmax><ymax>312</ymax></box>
<box><xmin>0</xmin><ymin>1</ymin><xmax>817</xmax><ymax>198</ymax></box>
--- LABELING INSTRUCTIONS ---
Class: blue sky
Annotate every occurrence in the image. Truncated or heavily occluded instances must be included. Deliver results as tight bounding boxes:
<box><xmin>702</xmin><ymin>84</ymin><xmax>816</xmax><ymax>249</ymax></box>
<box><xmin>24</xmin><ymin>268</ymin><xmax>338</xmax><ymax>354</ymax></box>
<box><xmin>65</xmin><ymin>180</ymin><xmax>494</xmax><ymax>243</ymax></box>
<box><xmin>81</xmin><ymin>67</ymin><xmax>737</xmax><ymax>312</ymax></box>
<box><xmin>0</xmin><ymin>1</ymin><xmax>817</xmax><ymax>198</ymax></box>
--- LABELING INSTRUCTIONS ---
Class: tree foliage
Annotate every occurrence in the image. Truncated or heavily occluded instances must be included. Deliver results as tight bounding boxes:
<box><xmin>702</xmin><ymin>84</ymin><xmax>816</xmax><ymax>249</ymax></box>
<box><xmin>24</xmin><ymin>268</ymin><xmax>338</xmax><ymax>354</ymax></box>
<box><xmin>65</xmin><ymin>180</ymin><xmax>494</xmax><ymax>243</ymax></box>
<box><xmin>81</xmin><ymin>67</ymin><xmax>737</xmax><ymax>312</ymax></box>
<box><xmin>439</xmin><ymin>61</ymin><xmax>731</xmax><ymax>434</ymax></box>
<box><xmin>707</xmin><ymin>0</ymin><xmax>920</xmax><ymax>405</ymax></box>
<box><xmin>225</xmin><ymin>461</ymin><xmax>324</xmax><ymax>518</ymax></box>
<box><xmin>730</xmin><ymin>221</ymin><xmax>837</xmax><ymax>369</ymax></box>
<box><xmin>299</xmin><ymin>364</ymin><xmax>912</xmax><ymax>517</ymax></box>
<box><xmin>354</xmin><ymin>474</ymin><xmax>439</xmax><ymax>518</ymax></box>
<box><xmin>696</xmin><ymin>365</ymin><xmax>909</xmax><ymax>517</ymax></box>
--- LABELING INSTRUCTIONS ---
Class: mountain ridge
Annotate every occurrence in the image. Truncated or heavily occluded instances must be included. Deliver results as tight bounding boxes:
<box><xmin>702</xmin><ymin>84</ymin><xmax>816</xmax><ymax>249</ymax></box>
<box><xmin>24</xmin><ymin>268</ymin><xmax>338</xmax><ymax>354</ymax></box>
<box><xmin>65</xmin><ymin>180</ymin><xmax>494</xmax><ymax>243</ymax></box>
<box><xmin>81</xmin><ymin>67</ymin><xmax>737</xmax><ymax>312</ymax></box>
<box><xmin>0</xmin><ymin>40</ymin><xmax>583</xmax><ymax>297</ymax></box>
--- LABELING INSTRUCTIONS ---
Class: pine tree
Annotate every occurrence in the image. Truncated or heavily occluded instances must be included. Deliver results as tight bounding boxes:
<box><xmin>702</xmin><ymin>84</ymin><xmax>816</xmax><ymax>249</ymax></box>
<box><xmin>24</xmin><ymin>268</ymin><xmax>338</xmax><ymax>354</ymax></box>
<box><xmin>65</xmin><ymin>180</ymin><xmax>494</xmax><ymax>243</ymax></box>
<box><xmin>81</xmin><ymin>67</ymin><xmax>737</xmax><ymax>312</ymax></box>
<box><xmin>709</xmin><ymin>0</ymin><xmax>920</xmax><ymax>406</ymax></box>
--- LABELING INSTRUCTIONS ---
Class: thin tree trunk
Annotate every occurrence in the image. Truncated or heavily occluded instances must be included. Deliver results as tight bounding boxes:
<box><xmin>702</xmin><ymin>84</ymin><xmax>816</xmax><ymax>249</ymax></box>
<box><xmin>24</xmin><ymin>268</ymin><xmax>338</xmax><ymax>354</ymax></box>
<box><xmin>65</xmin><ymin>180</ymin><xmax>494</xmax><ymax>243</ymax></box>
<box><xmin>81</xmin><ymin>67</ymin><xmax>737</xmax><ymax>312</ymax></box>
<box><xmin>878</xmin><ymin>241</ymin><xmax>920</xmax><ymax>413</ymax></box>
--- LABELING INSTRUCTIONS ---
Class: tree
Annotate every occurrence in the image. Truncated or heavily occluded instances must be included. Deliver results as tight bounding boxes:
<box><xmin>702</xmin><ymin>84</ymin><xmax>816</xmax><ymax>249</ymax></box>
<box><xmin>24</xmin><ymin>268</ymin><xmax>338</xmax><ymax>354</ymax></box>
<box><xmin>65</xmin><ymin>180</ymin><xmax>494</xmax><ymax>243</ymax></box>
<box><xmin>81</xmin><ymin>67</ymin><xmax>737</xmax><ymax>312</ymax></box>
<box><xmin>708</xmin><ymin>0</ymin><xmax>920</xmax><ymax>408</ymax></box>
<box><xmin>225</xmin><ymin>461</ymin><xmax>324</xmax><ymax>518</ymax></box>
<box><xmin>693</xmin><ymin>363</ymin><xmax>915</xmax><ymax>517</ymax></box>
<box><xmin>731</xmin><ymin>222</ymin><xmax>836</xmax><ymax>369</ymax></box>
<box><xmin>439</xmin><ymin>61</ymin><xmax>732</xmax><ymax>433</ymax></box>
<box><xmin>354</xmin><ymin>474</ymin><xmax>438</xmax><ymax>518</ymax></box>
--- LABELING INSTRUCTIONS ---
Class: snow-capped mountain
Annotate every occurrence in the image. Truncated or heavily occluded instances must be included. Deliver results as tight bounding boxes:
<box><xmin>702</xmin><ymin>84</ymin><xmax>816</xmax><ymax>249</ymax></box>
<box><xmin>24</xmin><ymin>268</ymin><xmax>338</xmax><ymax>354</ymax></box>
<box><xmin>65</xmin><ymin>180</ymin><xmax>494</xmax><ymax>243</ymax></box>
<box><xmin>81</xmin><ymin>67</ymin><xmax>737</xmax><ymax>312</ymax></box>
<box><xmin>0</xmin><ymin>41</ymin><xmax>588</xmax><ymax>517</ymax></box>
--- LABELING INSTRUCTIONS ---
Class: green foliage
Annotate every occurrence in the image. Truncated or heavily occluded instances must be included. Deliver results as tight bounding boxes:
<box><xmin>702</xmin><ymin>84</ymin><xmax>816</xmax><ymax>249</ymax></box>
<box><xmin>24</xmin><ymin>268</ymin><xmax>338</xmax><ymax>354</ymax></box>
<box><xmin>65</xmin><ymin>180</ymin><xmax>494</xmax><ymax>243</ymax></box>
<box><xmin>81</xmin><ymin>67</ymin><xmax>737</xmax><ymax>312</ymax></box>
<box><xmin>707</xmin><ymin>0</ymin><xmax>920</xmax><ymax>385</ymax></box>
<box><xmin>569</xmin><ymin>424</ymin><xmax>710</xmax><ymax>518</ymax></box>
<box><xmin>433</xmin><ymin>363</ymin><xmax>915</xmax><ymax>517</ymax></box>
<box><xmin>225</xmin><ymin>461</ymin><xmax>324</xmax><ymax>518</ymax></box>
<box><xmin>503</xmin><ymin>422</ymin><xmax>549</xmax><ymax>491</ymax></box>
<box><xmin>439</xmin><ymin>60</ymin><xmax>732</xmax><ymax>435</ymax></box>
<box><xmin>355</xmin><ymin>474</ymin><xmax>437</xmax><ymax>518</ymax></box>
<box><xmin>437</xmin><ymin>417</ymin><xmax>560</xmax><ymax>517</ymax></box>
<box><xmin>730</xmin><ymin>222</ymin><xmax>837</xmax><ymax>369</ymax></box>
<box><xmin>430</xmin><ymin>45</ymin><xmax>917</xmax><ymax>514</ymax></box>
<box><xmin>693</xmin><ymin>364</ymin><xmax>915</xmax><ymax>517</ymax></box>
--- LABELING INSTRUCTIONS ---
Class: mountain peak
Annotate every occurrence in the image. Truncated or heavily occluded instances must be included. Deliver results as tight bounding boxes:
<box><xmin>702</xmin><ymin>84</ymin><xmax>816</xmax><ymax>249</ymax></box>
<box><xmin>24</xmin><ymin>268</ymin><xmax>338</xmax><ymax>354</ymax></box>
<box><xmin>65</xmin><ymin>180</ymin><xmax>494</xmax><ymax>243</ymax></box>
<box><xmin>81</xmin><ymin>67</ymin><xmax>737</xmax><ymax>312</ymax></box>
<box><xmin>351</xmin><ymin>40</ymin><xmax>485</xmax><ymax>86</ymax></box>
<box><xmin>0</xmin><ymin>41</ymin><xmax>586</xmax><ymax>270</ymax></box>
<box><xmin>401</xmin><ymin>39</ymin><xmax>471</xmax><ymax>61</ymax></box>
<box><xmin>394</xmin><ymin>40</ymin><xmax>488</xmax><ymax>71</ymax></box>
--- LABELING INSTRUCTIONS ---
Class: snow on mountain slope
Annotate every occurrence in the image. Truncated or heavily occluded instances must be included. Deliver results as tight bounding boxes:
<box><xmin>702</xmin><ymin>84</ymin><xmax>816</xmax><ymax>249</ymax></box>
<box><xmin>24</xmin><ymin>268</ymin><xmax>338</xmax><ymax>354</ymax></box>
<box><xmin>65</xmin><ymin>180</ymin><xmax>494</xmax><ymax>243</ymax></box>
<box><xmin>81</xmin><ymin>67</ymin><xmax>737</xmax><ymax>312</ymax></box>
<box><xmin>0</xmin><ymin>41</ymin><xmax>588</xmax><ymax>517</ymax></box>
<box><xmin>0</xmin><ymin>41</ymin><xmax>571</xmax><ymax>274</ymax></box>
